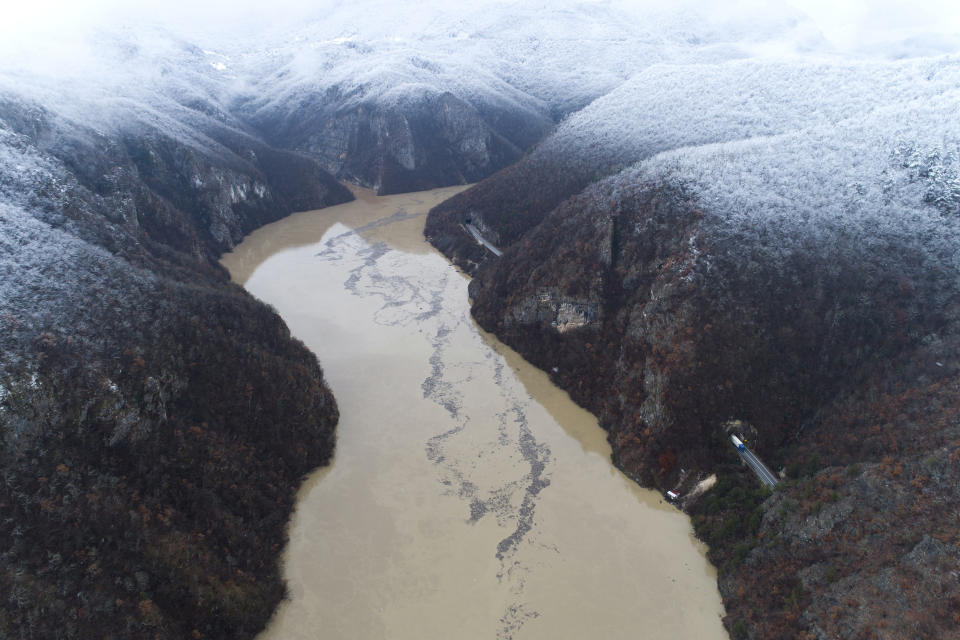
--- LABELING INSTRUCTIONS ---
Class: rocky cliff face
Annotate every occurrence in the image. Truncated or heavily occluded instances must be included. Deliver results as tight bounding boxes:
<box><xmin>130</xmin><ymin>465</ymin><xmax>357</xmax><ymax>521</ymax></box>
<box><xmin>465</xmin><ymin>171</ymin><xmax>957</xmax><ymax>480</ymax></box>
<box><xmin>457</xmin><ymin>174</ymin><xmax>960</xmax><ymax>640</ymax></box>
<box><xmin>241</xmin><ymin>84</ymin><xmax>552</xmax><ymax>195</ymax></box>
<box><xmin>0</xmin><ymin>90</ymin><xmax>350</xmax><ymax>638</ymax></box>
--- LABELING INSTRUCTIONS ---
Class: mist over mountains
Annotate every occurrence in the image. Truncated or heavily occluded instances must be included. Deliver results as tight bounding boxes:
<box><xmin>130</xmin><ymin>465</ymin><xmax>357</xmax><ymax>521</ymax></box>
<box><xmin>3</xmin><ymin>0</ymin><xmax>958</xmax><ymax>196</ymax></box>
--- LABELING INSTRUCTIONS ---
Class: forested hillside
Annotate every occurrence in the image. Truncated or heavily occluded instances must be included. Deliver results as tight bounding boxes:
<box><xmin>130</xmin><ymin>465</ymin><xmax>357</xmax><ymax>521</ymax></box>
<box><xmin>0</xmin><ymin>34</ymin><xmax>349</xmax><ymax>637</ymax></box>
<box><xmin>428</xmin><ymin>55</ymin><xmax>960</xmax><ymax>639</ymax></box>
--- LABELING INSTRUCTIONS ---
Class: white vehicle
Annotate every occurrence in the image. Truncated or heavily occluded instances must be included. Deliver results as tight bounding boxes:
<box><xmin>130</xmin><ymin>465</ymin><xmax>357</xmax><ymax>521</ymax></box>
<box><xmin>730</xmin><ymin>435</ymin><xmax>746</xmax><ymax>451</ymax></box>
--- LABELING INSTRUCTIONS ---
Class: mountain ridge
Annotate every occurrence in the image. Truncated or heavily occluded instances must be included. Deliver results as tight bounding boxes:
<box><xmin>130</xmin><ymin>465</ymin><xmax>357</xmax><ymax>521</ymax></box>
<box><xmin>426</xmin><ymin>53</ymin><xmax>960</xmax><ymax>640</ymax></box>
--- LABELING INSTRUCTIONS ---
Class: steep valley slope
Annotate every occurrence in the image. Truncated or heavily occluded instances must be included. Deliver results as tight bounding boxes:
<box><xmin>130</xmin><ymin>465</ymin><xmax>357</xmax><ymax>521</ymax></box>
<box><xmin>0</xmin><ymin>37</ymin><xmax>351</xmax><ymax>638</ymax></box>
<box><xmin>230</xmin><ymin>0</ymin><xmax>798</xmax><ymax>195</ymax></box>
<box><xmin>427</xmin><ymin>56</ymin><xmax>960</xmax><ymax>639</ymax></box>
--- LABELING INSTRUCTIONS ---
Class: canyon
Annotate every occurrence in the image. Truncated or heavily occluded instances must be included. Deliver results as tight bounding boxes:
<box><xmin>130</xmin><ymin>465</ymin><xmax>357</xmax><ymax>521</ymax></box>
<box><xmin>2</xmin><ymin>4</ymin><xmax>960</xmax><ymax>639</ymax></box>
<box><xmin>222</xmin><ymin>187</ymin><xmax>727</xmax><ymax>639</ymax></box>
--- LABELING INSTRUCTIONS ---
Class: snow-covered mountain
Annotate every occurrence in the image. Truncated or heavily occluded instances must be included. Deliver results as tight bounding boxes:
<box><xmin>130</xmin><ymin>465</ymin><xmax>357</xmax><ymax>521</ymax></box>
<box><xmin>429</xmin><ymin>53</ymin><xmax>960</xmax><ymax>258</ymax></box>
<box><xmin>425</xmin><ymin>29</ymin><xmax>960</xmax><ymax>640</ymax></box>
<box><xmin>227</xmin><ymin>0</ymin><xmax>827</xmax><ymax>191</ymax></box>
<box><xmin>0</xmin><ymin>24</ymin><xmax>352</xmax><ymax>640</ymax></box>
<box><xmin>0</xmin><ymin>0</ymin><xmax>838</xmax><ymax>196</ymax></box>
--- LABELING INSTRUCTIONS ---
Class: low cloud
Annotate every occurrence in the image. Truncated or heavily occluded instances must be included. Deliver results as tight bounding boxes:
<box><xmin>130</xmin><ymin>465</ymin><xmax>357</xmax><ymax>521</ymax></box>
<box><xmin>2</xmin><ymin>0</ymin><xmax>959</xmax><ymax>76</ymax></box>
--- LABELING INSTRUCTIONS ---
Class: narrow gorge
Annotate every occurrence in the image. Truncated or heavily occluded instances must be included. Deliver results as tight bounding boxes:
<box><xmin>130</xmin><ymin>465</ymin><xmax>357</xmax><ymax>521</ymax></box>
<box><xmin>222</xmin><ymin>187</ymin><xmax>727</xmax><ymax>639</ymax></box>
<box><xmin>2</xmin><ymin>3</ymin><xmax>960</xmax><ymax>639</ymax></box>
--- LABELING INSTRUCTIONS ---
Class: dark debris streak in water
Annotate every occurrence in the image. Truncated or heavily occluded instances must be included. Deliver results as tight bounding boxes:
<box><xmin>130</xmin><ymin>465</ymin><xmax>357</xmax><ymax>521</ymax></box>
<box><xmin>315</xmin><ymin>213</ymin><xmax>553</xmax><ymax>638</ymax></box>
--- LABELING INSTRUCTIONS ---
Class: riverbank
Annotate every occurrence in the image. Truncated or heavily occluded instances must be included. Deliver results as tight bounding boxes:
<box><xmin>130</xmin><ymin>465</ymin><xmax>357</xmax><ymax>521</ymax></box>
<box><xmin>222</xmin><ymin>187</ymin><xmax>729</xmax><ymax>639</ymax></box>
<box><xmin>0</xmin><ymin>97</ymin><xmax>348</xmax><ymax>638</ymax></box>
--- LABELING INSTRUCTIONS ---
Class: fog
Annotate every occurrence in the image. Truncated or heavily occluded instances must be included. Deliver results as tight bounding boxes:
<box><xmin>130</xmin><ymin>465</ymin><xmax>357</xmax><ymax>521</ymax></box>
<box><xmin>3</xmin><ymin>0</ymin><xmax>960</xmax><ymax>61</ymax></box>
<box><xmin>1</xmin><ymin>0</ymin><xmax>958</xmax><ymax>146</ymax></box>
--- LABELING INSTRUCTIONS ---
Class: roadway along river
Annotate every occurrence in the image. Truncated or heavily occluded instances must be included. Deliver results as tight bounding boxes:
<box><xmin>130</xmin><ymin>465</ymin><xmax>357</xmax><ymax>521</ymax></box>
<box><xmin>221</xmin><ymin>186</ymin><xmax>728</xmax><ymax>640</ymax></box>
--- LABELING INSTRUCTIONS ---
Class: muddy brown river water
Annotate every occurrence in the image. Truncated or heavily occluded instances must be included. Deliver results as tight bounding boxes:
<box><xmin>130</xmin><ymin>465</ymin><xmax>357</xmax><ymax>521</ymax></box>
<box><xmin>221</xmin><ymin>187</ymin><xmax>728</xmax><ymax>640</ymax></box>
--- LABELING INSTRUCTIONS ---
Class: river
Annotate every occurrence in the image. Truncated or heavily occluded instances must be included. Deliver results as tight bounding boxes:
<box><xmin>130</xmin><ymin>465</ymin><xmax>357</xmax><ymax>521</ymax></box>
<box><xmin>221</xmin><ymin>186</ymin><xmax>728</xmax><ymax>640</ymax></box>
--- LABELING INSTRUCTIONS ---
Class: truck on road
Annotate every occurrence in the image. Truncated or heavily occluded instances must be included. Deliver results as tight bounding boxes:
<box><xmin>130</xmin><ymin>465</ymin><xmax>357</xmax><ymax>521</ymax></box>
<box><xmin>731</xmin><ymin>434</ymin><xmax>746</xmax><ymax>451</ymax></box>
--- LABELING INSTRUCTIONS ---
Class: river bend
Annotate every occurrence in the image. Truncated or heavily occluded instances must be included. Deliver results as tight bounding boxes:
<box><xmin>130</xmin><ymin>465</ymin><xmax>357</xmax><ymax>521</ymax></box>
<box><xmin>221</xmin><ymin>187</ymin><xmax>727</xmax><ymax>640</ymax></box>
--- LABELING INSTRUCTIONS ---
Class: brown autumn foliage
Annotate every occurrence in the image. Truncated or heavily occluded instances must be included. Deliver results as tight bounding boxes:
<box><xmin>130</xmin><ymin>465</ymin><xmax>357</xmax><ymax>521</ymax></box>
<box><xmin>0</xmin><ymin>98</ymin><xmax>348</xmax><ymax>639</ymax></box>
<box><xmin>430</xmin><ymin>165</ymin><xmax>960</xmax><ymax>639</ymax></box>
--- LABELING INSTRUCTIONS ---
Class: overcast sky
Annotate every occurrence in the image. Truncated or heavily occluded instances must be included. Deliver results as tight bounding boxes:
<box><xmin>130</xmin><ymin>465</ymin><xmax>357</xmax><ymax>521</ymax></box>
<box><xmin>789</xmin><ymin>0</ymin><xmax>960</xmax><ymax>51</ymax></box>
<box><xmin>2</xmin><ymin>0</ymin><xmax>960</xmax><ymax>57</ymax></box>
